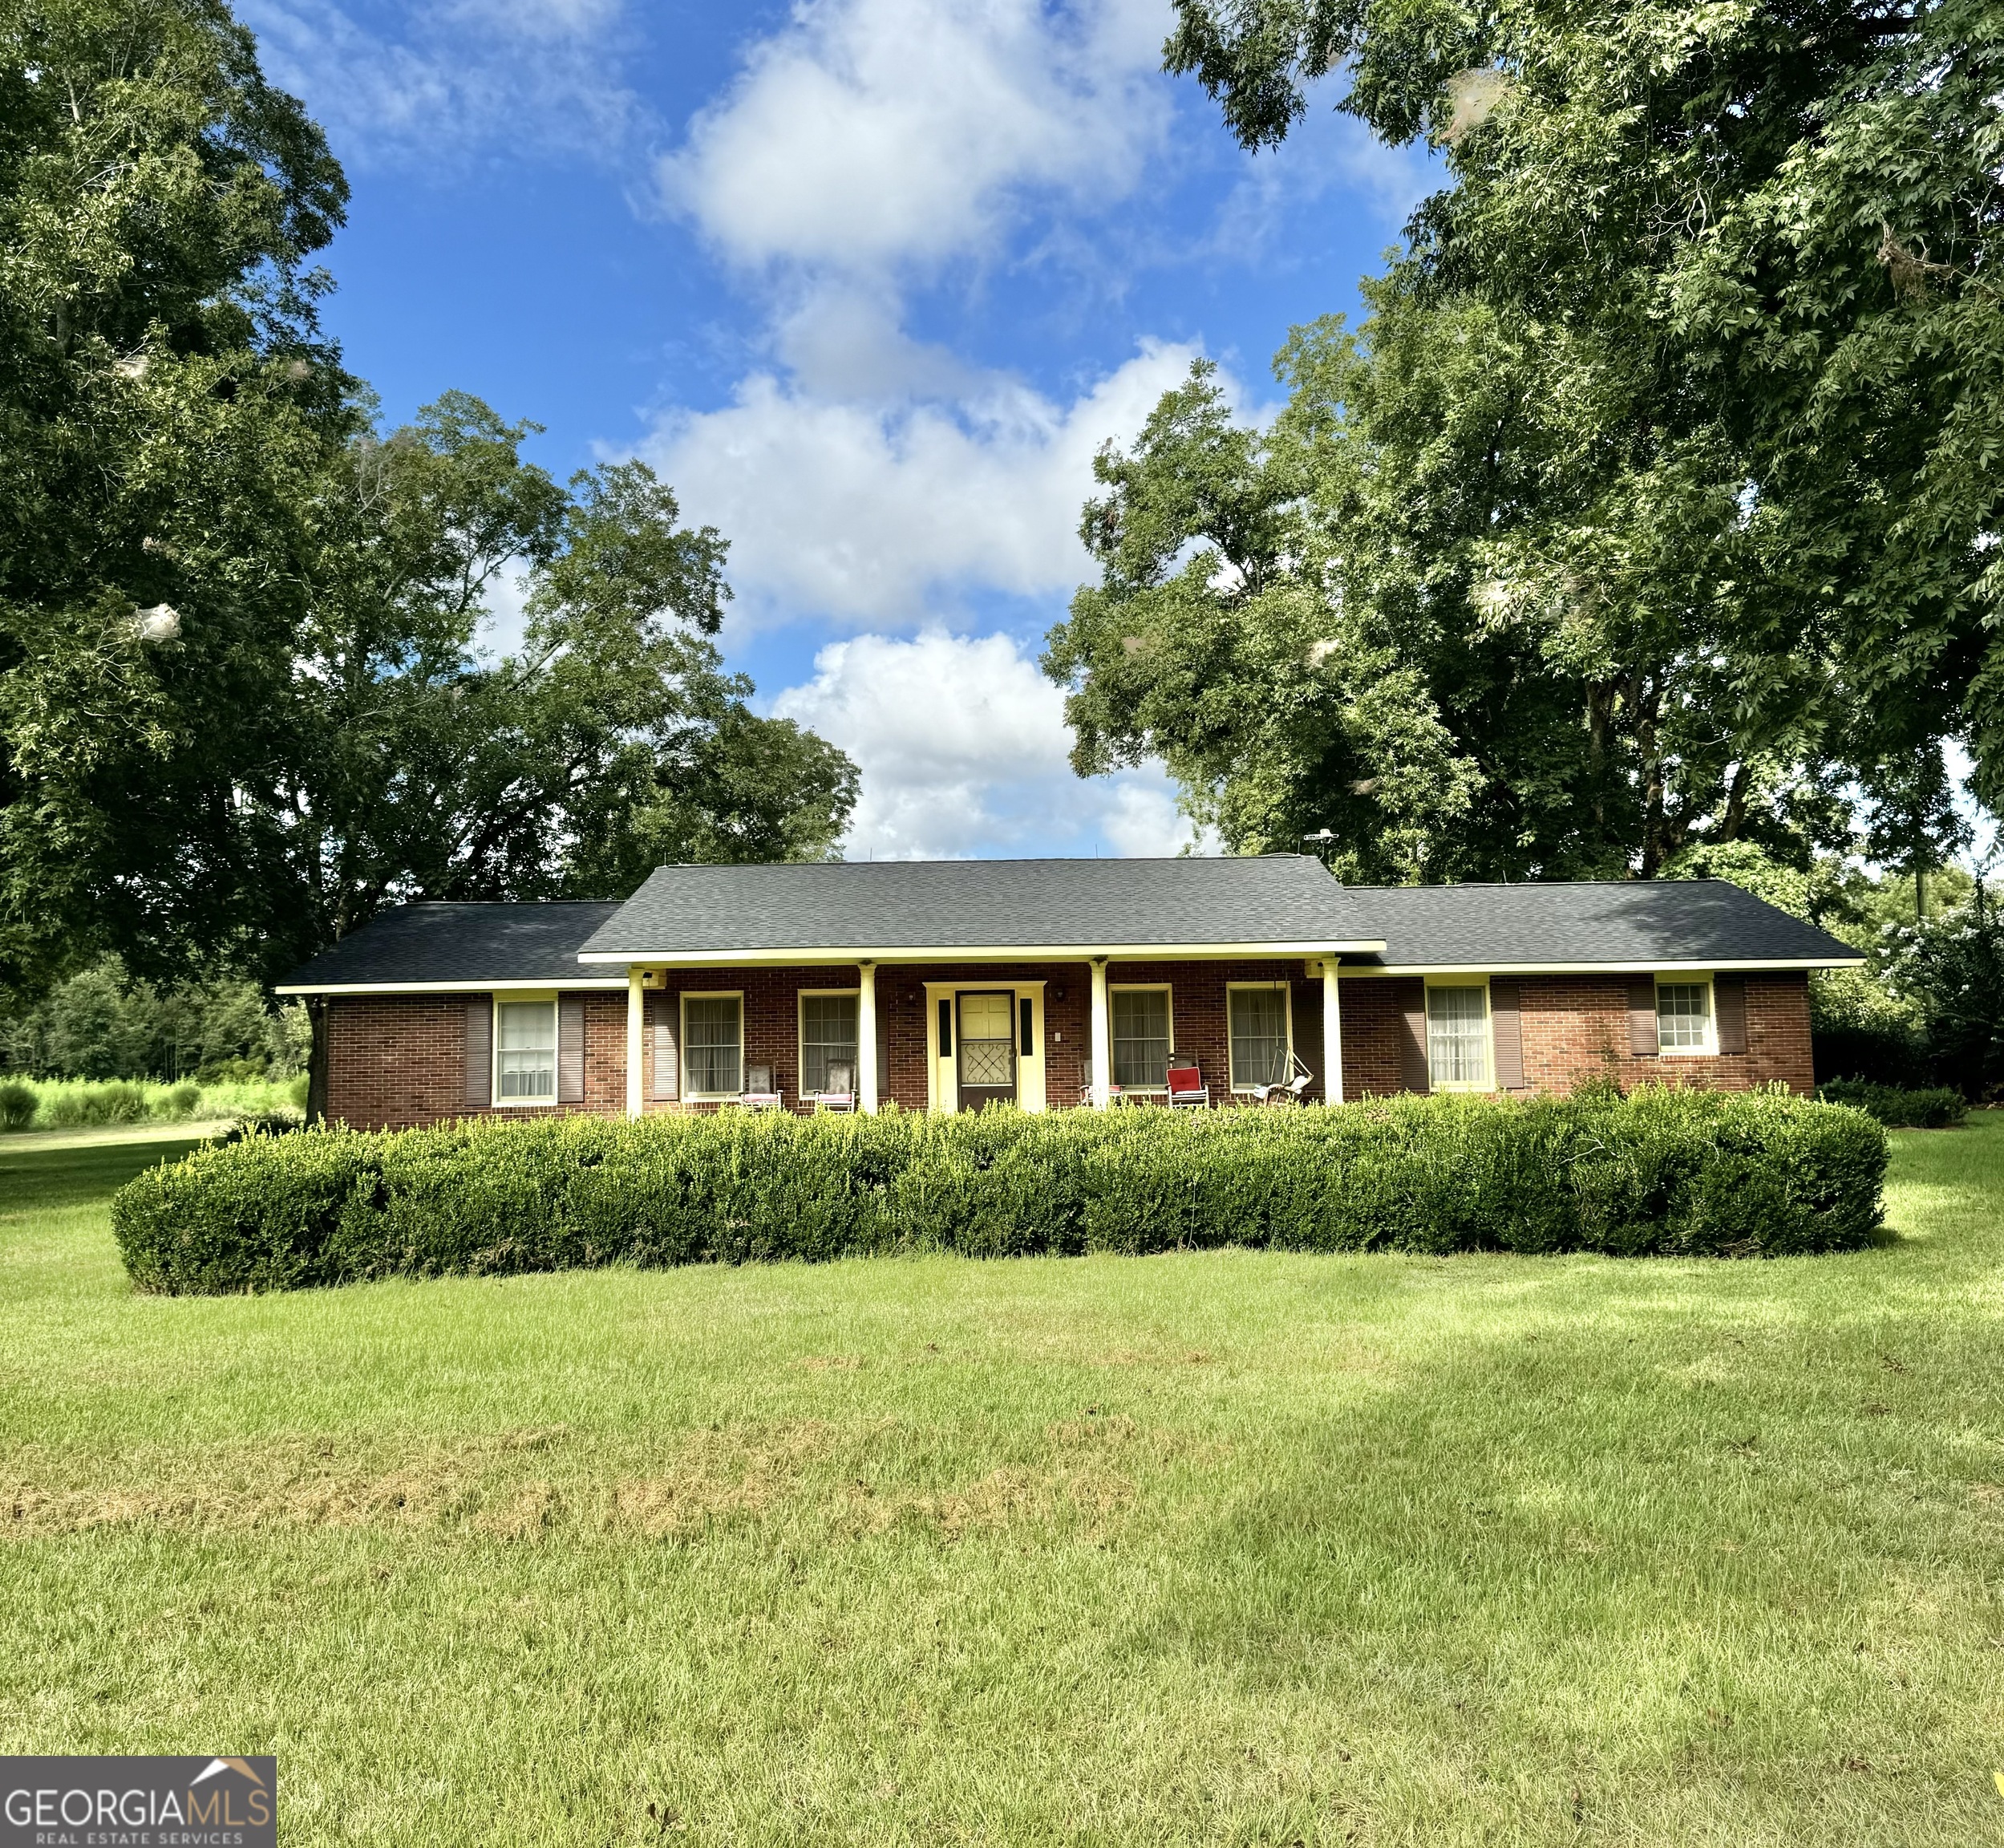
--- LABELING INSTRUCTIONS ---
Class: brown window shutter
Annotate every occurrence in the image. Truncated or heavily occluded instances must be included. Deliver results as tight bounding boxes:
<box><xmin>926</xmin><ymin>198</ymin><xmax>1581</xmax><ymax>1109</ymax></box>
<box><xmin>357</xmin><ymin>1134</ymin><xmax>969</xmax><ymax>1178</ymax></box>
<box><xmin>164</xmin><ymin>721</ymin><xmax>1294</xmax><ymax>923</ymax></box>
<box><xmin>1490</xmin><ymin>979</ymin><xmax>1525</xmax><ymax>1090</ymax></box>
<box><xmin>557</xmin><ymin>996</ymin><xmax>585</xmax><ymax>1104</ymax></box>
<box><xmin>650</xmin><ymin>995</ymin><xmax>678</xmax><ymax>1101</ymax></box>
<box><xmin>465</xmin><ymin>997</ymin><xmax>492</xmax><ymax>1108</ymax></box>
<box><xmin>1397</xmin><ymin>980</ymin><xmax>1431</xmax><ymax>1095</ymax></box>
<box><xmin>1628</xmin><ymin>978</ymin><xmax>1660</xmax><ymax>1057</ymax></box>
<box><xmin>1715</xmin><ymin>976</ymin><xmax>1747</xmax><ymax>1056</ymax></box>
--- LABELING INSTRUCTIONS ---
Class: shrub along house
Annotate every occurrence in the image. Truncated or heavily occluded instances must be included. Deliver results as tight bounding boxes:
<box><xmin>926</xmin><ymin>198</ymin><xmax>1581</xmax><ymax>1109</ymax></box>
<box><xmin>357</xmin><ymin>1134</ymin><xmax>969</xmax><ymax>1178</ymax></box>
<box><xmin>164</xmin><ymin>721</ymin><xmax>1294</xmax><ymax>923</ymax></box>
<box><xmin>276</xmin><ymin>857</ymin><xmax>1862</xmax><ymax>1130</ymax></box>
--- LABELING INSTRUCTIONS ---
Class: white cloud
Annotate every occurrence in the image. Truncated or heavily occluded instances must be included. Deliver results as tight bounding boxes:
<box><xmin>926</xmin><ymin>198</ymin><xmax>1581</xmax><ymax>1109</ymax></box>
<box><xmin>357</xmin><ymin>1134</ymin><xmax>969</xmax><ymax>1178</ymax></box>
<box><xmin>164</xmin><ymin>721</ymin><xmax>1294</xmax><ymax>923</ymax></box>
<box><xmin>1204</xmin><ymin>83</ymin><xmax>1439</xmax><ymax>264</ymax></box>
<box><xmin>772</xmin><ymin>629</ymin><xmax>1202</xmax><ymax>858</ymax></box>
<box><xmin>660</xmin><ymin>0</ymin><xmax>1172</xmax><ymax>278</ymax></box>
<box><xmin>647</xmin><ymin>338</ymin><xmax>1208</xmax><ymax>625</ymax></box>
<box><xmin>240</xmin><ymin>0</ymin><xmax>646</xmax><ymax>168</ymax></box>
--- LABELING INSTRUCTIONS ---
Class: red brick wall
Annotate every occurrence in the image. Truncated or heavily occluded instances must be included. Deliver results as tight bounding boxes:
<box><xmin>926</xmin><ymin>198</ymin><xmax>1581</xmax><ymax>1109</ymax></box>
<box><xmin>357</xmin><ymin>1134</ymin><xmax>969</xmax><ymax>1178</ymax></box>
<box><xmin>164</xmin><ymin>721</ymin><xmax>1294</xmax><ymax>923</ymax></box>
<box><xmin>1095</xmin><ymin>959</ymin><xmax>1326</xmax><ymax>1104</ymax></box>
<box><xmin>1334</xmin><ymin>972</ymin><xmax>1815</xmax><ymax>1098</ymax></box>
<box><xmin>321</xmin><ymin>966</ymin><xmax>1817</xmax><ymax>1128</ymax></box>
<box><xmin>651</xmin><ymin>958</ymin><xmax>1326</xmax><ymax>1113</ymax></box>
<box><xmin>322</xmin><ymin>991</ymin><xmax>626</xmax><ymax>1130</ymax></box>
<box><xmin>1337</xmin><ymin>978</ymin><xmax>1418</xmax><ymax>1099</ymax></box>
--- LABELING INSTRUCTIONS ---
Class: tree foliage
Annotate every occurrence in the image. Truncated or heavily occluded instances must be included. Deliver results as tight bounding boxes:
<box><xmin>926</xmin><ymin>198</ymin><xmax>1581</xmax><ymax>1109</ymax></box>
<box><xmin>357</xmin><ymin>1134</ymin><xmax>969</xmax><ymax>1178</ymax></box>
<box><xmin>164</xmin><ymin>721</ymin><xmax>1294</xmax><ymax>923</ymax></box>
<box><xmin>1145</xmin><ymin>0</ymin><xmax>2004</xmax><ymax>849</ymax></box>
<box><xmin>0</xmin><ymin>0</ymin><xmax>857</xmax><ymax>994</ymax></box>
<box><xmin>263</xmin><ymin>394</ymin><xmax>857</xmax><ymax>976</ymax></box>
<box><xmin>0</xmin><ymin>954</ymin><xmax>307</xmax><ymax>1079</ymax></box>
<box><xmin>1045</xmin><ymin>316</ymin><xmax>1851</xmax><ymax>878</ymax></box>
<box><xmin>0</xmin><ymin>0</ymin><xmax>353</xmax><ymax>990</ymax></box>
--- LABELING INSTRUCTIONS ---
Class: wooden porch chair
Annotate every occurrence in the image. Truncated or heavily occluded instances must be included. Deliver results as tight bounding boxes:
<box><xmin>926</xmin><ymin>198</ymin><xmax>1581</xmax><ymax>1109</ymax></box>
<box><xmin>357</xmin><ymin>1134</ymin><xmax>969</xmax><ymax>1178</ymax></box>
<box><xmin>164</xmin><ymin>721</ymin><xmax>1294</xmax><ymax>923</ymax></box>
<box><xmin>810</xmin><ymin>1060</ymin><xmax>856</xmax><ymax>1112</ymax></box>
<box><xmin>1164</xmin><ymin>1061</ymin><xmax>1210</xmax><ymax>1108</ymax></box>
<box><xmin>739</xmin><ymin>1063</ymin><xmax>785</xmax><ymax>1111</ymax></box>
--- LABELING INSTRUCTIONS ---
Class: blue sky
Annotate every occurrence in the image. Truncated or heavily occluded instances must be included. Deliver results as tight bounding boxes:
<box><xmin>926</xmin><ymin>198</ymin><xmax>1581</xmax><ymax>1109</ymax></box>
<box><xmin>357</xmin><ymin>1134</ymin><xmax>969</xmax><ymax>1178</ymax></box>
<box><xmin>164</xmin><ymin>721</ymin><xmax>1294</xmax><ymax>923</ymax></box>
<box><xmin>245</xmin><ymin>0</ymin><xmax>1432</xmax><ymax>857</ymax></box>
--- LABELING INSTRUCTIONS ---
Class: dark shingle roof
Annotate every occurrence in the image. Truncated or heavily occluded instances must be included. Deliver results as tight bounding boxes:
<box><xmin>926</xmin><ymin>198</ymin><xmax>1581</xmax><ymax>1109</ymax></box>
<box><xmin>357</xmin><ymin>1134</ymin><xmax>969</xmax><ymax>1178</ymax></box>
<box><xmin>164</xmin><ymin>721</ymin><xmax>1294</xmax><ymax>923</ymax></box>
<box><xmin>1346</xmin><ymin>879</ymin><xmax>1860</xmax><ymax>969</ymax></box>
<box><xmin>277</xmin><ymin>869</ymin><xmax>1862</xmax><ymax>989</ymax></box>
<box><xmin>277</xmin><ymin>902</ymin><xmax>625</xmax><ymax>991</ymax></box>
<box><xmin>578</xmin><ymin>857</ymin><xmax>1379</xmax><ymax>958</ymax></box>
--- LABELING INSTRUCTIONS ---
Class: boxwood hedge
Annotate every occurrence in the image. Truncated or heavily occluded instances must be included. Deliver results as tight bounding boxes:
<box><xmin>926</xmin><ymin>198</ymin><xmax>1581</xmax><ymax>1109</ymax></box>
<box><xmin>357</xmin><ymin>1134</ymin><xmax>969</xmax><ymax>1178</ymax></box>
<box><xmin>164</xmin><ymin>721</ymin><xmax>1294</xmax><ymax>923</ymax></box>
<box><xmin>110</xmin><ymin>1088</ymin><xmax>1889</xmax><ymax>1295</ymax></box>
<box><xmin>1816</xmin><ymin>1078</ymin><xmax>1969</xmax><ymax>1129</ymax></box>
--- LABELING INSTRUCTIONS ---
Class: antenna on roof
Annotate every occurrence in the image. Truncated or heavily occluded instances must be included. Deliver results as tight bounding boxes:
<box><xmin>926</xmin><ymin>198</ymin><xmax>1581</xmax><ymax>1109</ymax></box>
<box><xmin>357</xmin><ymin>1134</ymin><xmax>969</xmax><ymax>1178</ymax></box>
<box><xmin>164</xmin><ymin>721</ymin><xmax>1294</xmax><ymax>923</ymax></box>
<box><xmin>1302</xmin><ymin>829</ymin><xmax>1338</xmax><ymax>875</ymax></box>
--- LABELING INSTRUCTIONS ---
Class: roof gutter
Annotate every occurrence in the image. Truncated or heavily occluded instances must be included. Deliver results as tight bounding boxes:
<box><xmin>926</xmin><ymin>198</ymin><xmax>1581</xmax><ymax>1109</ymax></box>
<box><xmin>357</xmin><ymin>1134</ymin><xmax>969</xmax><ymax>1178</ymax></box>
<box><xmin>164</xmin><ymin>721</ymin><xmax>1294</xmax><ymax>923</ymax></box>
<box><xmin>575</xmin><ymin>939</ymin><xmax>1389</xmax><ymax>966</ymax></box>
<box><xmin>273</xmin><ymin>978</ymin><xmax>632</xmax><ymax>996</ymax></box>
<box><xmin>1342</xmin><ymin>957</ymin><xmax>1861</xmax><ymax>975</ymax></box>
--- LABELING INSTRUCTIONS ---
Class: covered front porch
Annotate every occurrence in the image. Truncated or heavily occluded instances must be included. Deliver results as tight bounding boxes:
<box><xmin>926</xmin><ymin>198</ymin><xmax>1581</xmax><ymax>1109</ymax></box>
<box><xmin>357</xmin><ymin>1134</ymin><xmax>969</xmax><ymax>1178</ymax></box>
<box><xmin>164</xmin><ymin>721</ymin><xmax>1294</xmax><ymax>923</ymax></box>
<box><xmin>616</xmin><ymin>955</ymin><xmax>1348</xmax><ymax>1116</ymax></box>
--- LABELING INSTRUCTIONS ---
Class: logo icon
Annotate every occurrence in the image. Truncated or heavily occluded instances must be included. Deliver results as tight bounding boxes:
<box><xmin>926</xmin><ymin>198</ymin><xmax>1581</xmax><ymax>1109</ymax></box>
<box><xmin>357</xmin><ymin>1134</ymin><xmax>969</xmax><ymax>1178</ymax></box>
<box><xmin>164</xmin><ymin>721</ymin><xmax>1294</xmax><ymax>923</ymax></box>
<box><xmin>2</xmin><ymin>1755</ymin><xmax>276</xmax><ymax>1846</ymax></box>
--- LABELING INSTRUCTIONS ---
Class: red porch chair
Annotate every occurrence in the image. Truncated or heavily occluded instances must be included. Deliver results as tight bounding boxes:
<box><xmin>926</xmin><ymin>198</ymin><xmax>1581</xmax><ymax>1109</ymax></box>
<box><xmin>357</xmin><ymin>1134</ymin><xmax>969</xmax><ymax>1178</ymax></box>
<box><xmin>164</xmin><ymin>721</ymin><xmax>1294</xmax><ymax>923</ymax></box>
<box><xmin>1165</xmin><ymin>1061</ymin><xmax>1210</xmax><ymax>1108</ymax></box>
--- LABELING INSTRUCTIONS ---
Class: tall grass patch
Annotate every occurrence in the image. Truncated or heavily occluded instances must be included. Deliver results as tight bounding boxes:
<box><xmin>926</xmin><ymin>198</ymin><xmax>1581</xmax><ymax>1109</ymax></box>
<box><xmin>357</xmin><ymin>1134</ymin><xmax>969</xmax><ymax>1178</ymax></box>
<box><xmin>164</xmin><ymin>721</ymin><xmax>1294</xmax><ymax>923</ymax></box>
<box><xmin>0</xmin><ymin>1073</ymin><xmax>307</xmax><ymax>1133</ymax></box>
<box><xmin>112</xmin><ymin>1088</ymin><xmax>1887</xmax><ymax>1295</ymax></box>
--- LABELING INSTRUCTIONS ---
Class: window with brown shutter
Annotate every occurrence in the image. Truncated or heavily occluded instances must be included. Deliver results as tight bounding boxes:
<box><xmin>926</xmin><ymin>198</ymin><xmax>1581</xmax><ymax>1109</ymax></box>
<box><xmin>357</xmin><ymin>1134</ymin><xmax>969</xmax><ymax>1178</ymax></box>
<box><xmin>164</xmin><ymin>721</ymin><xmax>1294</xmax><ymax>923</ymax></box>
<box><xmin>465</xmin><ymin>996</ymin><xmax>492</xmax><ymax>1108</ymax></box>
<box><xmin>1714</xmin><ymin>976</ymin><xmax>1747</xmax><ymax>1055</ymax></box>
<box><xmin>557</xmin><ymin>996</ymin><xmax>585</xmax><ymax>1104</ymax></box>
<box><xmin>1396</xmin><ymin>980</ymin><xmax>1431</xmax><ymax>1095</ymax></box>
<box><xmin>1490</xmin><ymin>979</ymin><xmax>1526</xmax><ymax>1090</ymax></box>
<box><xmin>1628</xmin><ymin>978</ymin><xmax>1660</xmax><ymax>1057</ymax></box>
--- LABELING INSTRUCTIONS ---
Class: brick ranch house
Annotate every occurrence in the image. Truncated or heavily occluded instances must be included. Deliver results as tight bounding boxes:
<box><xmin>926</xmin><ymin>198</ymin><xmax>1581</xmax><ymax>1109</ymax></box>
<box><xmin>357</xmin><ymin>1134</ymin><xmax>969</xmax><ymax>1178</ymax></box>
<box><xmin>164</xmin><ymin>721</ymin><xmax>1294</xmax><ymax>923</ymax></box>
<box><xmin>277</xmin><ymin>857</ymin><xmax>1862</xmax><ymax>1131</ymax></box>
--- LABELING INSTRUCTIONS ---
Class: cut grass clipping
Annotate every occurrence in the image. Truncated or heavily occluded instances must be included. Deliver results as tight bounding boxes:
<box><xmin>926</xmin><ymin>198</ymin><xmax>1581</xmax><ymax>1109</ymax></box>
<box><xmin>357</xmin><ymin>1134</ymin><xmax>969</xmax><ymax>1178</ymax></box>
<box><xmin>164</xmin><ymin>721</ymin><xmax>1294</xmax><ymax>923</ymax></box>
<box><xmin>113</xmin><ymin>1088</ymin><xmax>1887</xmax><ymax>1293</ymax></box>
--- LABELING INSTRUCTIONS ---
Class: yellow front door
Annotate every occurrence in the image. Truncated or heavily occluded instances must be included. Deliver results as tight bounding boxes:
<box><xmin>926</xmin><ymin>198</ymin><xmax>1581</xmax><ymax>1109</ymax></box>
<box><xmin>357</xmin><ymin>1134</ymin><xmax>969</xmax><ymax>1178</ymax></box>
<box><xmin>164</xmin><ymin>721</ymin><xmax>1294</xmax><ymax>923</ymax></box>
<box><xmin>957</xmin><ymin>991</ymin><xmax>1016</xmax><ymax>1110</ymax></box>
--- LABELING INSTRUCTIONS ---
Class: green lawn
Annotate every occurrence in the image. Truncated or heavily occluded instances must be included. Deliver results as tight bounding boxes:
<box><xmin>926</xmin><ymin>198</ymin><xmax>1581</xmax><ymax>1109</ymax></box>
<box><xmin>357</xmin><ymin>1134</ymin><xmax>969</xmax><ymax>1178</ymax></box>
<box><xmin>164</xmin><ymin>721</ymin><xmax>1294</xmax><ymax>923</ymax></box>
<box><xmin>3</xmin><ymin>1121</ymin><xmax>2002</xmax><ymax>1845</ymax></box>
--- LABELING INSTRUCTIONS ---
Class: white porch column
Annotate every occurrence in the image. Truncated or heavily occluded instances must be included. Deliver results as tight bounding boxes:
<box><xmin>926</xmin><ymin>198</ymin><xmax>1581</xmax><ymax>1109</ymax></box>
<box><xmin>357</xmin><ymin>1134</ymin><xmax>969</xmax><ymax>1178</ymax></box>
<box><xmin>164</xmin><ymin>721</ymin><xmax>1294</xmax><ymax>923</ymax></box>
<box><xmin>1088</xmin><ymin>957</ymin><xmax>1111</xmax><ymax>1108</ymax></box>
<box><xmin>625</xmin><ymin>967</ymin><xmax>645</xmax><ymax>1119</ymax></box>
<box><xmin>1322</xmin><ymin>958</ymin><xmax>1344</xmax><ymax>1104</ymax></box>
<box><xmin>857</xmin><ymin>960</ymin><xmax>879</xmax><ymax>1114</ymax></box>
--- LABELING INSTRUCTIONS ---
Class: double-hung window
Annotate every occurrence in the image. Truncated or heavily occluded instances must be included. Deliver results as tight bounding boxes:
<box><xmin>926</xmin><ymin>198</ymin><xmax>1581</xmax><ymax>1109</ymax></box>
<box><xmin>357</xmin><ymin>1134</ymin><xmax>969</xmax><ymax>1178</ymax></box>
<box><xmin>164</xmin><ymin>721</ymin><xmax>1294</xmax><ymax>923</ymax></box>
<box><xmin>1228</xmin><ymin>986</ymin><xmax>1290</xmax><ymax>1090</ymax></box>
<box><xmin>495</xmin><ymin>999</ymin><xmax>557</xmax><ymax>1103</ymax></box>
<box><xmin>1111</xmin><ymin>988</ymin><xmax>1171</xmax><ymax>1090</ymax></box>
<box><xmin>1426</xmin><ymin>984</ymin><xmax>1490</xmax><ymax>1089</ymax></box>
<box><xmin>800</xmin><ymin>992</ymin><xmax>860</xmax><ymax>1096</ymax></box>
<box><xmin>1656</xmin><ymin>980</ymin><xmax>1715</xmax><ymax>1054</ymax></box>
<box><xmin>683</xmin><ymin>994</ymin><xmax>743</xmax><ymax>1098</ymax></box>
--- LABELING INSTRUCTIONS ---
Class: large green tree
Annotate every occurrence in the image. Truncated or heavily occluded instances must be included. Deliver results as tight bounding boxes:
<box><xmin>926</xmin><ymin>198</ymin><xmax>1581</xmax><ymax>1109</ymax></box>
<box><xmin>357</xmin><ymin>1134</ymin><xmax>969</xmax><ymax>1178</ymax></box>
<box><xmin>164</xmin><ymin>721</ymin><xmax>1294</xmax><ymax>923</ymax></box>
<box><xmin>1146</xmin><ymin>0</ymin><xmax>2002</xmax><ymax>829</ymax></box>
<box><xmin>1045</xmin><ymin>306</ymin><xmax>1852</xmax><ymax>878</ymax></box>
<box><xmin>0</xmin><ymin>0</ymin><xmax>352</xmax><ymax>989</ymax></box>
<box><xmin>1</xmin><ymin>1</ymin><xmax>857</xmax><ymax>992</ymax></box>
<box><xmin>261</xmin><ymin>394</ymin><xmax>856</xmax><ymax>976</ymax></box>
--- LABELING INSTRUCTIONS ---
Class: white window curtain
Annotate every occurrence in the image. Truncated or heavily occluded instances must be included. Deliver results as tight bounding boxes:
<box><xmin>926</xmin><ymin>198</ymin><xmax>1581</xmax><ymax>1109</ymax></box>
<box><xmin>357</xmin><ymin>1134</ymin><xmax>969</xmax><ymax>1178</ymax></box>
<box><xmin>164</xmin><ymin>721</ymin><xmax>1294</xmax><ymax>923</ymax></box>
<box><xmin>1111</xmin><ymin>990</ymin><xmax>1171</xmax><ymax>1088</ymax></box>
<box><xmin>495</xmin><ymin>1000</ymin><xmax>557</xmax><ymax>1100</ymax></box>
<box><xmin>685</xmin><ymin>996</ymin><xmax>743</xmax><ymax>1096</ymax></box>
<box><xmin>1426</xmin><ymin>986</ymin><xmax>1489</xmax><ymax>1087</ymax></box>
<box><xmin>801</xmin><ymin>994</ymin><xmax>859</xmax><ymax>1095</ymax></box>
<box><xmin>1229</xmin><ymin>988</ymin><xmax>1289</xmax><ymax>1088</ymax></box>
<box><xmin>1657</xmin><ymin>982</ymin><xmax>1711</xmax><ymax>1051</ymax></box>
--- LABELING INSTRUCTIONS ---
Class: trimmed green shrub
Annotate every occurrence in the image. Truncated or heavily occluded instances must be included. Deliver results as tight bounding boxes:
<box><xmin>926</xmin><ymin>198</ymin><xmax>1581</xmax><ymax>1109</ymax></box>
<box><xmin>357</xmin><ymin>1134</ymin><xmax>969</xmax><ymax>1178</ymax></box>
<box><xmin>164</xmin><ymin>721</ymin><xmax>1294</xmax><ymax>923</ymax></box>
<box><xmin>113</xmin><ymin>1088</ymin><xmax>1889</xmax><ymax>1295</ymax></box>
<box><xmin>1817</xmin><ymin>1079</ymin><xmax>1969</xmax><ymax>1129</ymax></box>
<box><xmin>0</xmin><ymin>1080</ymin><xmax>35</xmax><ymax>1130</ymax></box>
